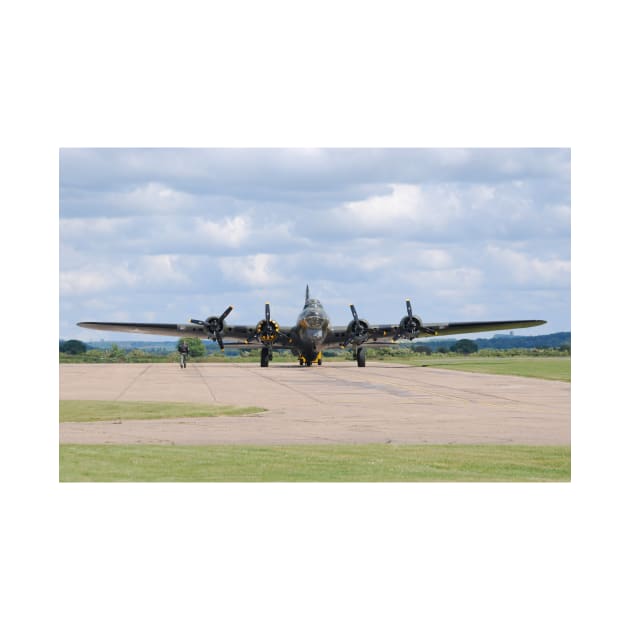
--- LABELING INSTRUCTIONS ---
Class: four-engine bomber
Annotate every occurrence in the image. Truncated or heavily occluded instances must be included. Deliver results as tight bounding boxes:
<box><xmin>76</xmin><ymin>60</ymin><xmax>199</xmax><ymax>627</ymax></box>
<box><xmin>78</xmin><ymin>285</ymin><xmax>546</xmax><ymax>368</ymax></box>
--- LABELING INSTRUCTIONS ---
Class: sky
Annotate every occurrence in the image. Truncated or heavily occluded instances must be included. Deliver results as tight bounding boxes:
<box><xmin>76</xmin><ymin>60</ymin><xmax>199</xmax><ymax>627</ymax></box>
<box><xmin>60</xmin><ymin>148</ymin><xmax>570</xmax><ymax>341</ymax></box>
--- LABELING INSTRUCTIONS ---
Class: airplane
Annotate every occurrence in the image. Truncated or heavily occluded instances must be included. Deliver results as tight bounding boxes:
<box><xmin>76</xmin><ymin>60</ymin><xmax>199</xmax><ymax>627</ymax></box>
<box><xmin>77</xmin><ymin>285</ymin><xmax>546</xmax><ymax>368</ymax></box>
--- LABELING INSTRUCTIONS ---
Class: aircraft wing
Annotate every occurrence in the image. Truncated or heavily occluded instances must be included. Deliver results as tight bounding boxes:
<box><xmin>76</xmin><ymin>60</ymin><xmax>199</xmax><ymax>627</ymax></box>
<box><xmin>417</xmin><ymin>319</ymin><xmax>547</xmax><ymax>337</ymax></box>
<box><xmin>76</xmin><ymin>321</ymin><xmax>295</xmax><ymax>346</ymax></box>
<box><xmin>77</xmin><ymin>322</ymin><xmax>198</xmax><ymax>337</ymax></box>
<box><xmin>326</xmin><ymin>319</ymin><xmax>546</xmax><ymax>344</ymax></box>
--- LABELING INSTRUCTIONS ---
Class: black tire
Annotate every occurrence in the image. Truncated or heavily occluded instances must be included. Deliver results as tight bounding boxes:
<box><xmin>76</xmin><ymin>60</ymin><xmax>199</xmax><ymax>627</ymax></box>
<box><xmin>357</xmin><ymin>347</ymin><xmax>366</xmax><ymax>367</ymax></box>
<box><xmin>261</xmin><ymin>347</ymin><xmax>270</xmax><ymax>367</ymax></box>
<box><xmin>306</xmin><ymin>360</ymin><xmax>312</xmax><ymax>367</ymax></box>
<box><xmin>317</xmin><ymin>358</ymin><xmax>322</xmax><ymax>365</ymax></box>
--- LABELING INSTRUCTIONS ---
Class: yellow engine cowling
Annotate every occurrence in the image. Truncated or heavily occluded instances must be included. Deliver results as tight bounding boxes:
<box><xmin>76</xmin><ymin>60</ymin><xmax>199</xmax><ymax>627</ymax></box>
<box><xmin>256</xmin><ymin>318</ymin><xmax>280</xmax><ymax>343</ymax></box>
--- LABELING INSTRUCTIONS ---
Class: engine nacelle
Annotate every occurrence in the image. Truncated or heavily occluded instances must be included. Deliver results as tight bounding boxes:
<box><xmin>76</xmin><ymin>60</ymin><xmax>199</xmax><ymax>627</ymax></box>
<box><xmin>204</xmin><ymin>316</ymin><xmax>224</xmax><ymax>334</ymax></box>
<box><xmin>347</xmin><ymin>318</ymin><xmax>369</xmax><ymax>336</ymax></box>
<box><xmin>256</xmin><ymin>318</ymin><xmax>280</xmax><ymax>343</ymax></box>
<box><xmin>398</xmin><ymin>315</ymin><xmax>422</xmax><ymax>337</ymax></box>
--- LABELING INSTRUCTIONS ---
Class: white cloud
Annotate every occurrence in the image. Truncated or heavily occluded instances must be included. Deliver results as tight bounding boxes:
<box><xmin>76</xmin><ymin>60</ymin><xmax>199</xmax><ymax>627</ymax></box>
<box><xmin>469</xmin><ymin>185</ymin><xmax>496</xmax><ymax>208</ymax></box>
<box><xmin>137</xmin><ymin>255</ymin><xmax>191</xmax><ymax>285</ymax></box>
<box><xmin>196</xmin><ymin>215</ymin><xmax>251</xmax><ymax>247</ymax></box>
<box><xmin>458</xmin><ymin>303</ymin><xmax>488</xmax><ymax>318</ymax></box>
<box><xmin>218</xmin><ymin>254</ymin><xmax>284</xmax><ymax>287</ymax></box>
<box><xmin>336</xmin><ymin>184</ymin><xmax>461</xmax><ymax>236</ymax></box>
<box><xmin>412</xmin><ymin>248</ymin><xmax>453</xmax><ymax>269</ymax></box>
<box><xmin>60</xmin><ymin>255</ymin><xmax>192</xmax><ymax>297</ymax></box>
<box><xmin>343</xmin><ymin>183</ymin><xmax>423</xmax><ymax>227</ymax></box>
<box><xmin>486</xmin><ymin>245</ymin><xmax>570</xmax><ymax>286</ymax></box>
<box><xmin>116</xmin><ymin>182</ymin><xmax>195</xmax><ymax>213</ymax></box>
<box><xmin>60</xmin><ymin>266</ymin><xmax>138</xmax><ymax>296</ymax></box>
<box><xmin>60</xmin><ymin>217</ymin><xmax>132</xmax><ymax>238</ymax></box>
<box><xmin>412</xmin><ymin>267</ymin><xmax>484</xmax><ymax>291</ymax></box>
<box><xmin>323</xmin><ymin>178</ymin><xmax>569</xmax><ymax>243</ymax></box>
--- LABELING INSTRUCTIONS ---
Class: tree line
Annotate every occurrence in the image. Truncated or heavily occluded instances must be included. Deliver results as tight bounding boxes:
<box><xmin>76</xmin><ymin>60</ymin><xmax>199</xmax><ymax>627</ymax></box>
<box><xmin>60</xmin><ymin>336</ymin><xmax>570</xmax><ymax>362</ymax></box>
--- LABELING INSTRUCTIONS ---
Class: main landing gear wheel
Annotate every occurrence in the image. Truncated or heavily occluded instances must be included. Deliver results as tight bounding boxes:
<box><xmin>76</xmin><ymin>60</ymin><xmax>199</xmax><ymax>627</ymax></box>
<box><xmin>299</xmin><ymin>357</ymin><xmax>304</xmax><ymax>366</ymax></box>
<box><xmin>261</xmin><ymin>347</ymin><xmax>270</xmax><ymax>367</ymax></box>
<box><xmin>356</xmin><ymin>347</ymin><xmax>366</xmax><ymax>367</ymax></box>
<box><xmin>317</xmin><ymin>358</ymin><xmax>322</xmax><ymax>365</ymax></box>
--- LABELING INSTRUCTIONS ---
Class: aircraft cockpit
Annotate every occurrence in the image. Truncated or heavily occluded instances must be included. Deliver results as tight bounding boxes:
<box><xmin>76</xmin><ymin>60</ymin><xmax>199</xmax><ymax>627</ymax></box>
<box><xmin>300</xmin><ymin>299</ymin><xmax>329</xmax><ymax>329</ymax></box>
<box><xmin>304</xmin><ymin>313</ymin><xmax>325</xmax><ymax>328</ymax></box>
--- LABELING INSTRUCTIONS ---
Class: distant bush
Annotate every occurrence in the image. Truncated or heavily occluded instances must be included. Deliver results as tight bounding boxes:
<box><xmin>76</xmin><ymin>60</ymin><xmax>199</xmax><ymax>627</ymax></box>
<box><xmin>59</xmin><ymin>339</ymin><xmax>87</xmax><ymax>354</ymax></box>
<box><xmin>451</xmin><ymin>340</ymin><xmax>478</xmax><ymax>354</ymax></box>
<box><xmin>411</xmin><ymin>343</ymin><xmax>432</xmax><ymax>355</ymax></box>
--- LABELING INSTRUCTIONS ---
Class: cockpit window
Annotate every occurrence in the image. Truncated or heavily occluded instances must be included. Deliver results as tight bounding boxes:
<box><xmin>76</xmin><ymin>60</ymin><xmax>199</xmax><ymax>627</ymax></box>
<box><xmin>305</xmin><ymin>299</ymin><xmax>323</xmax><ymax>308</ymax></box>
<box><xmin>301</xmin><ymin>304</ymin><xmax>328</xmax><ymax>329</ymax></box>
<box><xmin>305</xmin><ymin>314</ymin><xmax>324</xmax><ymax>328</ymax></box>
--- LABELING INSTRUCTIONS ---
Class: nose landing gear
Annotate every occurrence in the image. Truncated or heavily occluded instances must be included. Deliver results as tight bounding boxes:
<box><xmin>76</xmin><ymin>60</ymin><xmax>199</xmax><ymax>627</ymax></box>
<box><xmin>298</xmin><ymin>351</ymin><xmax>322</xmax><ymax>367</ymax></box>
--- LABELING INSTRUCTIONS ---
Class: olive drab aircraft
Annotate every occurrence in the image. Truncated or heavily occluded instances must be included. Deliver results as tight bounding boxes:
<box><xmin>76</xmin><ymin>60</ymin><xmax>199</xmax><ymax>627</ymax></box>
<box><xmin>77</xmin><ymin>285</ymin><xmax>546</xmax><ymax>368</ymax></box>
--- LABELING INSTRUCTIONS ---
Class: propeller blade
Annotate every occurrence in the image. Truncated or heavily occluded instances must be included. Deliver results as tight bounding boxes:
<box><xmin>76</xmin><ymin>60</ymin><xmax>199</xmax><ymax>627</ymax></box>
<box><xmin>219</xmin><ymin>305</ymin><xmax>233</xmax><ymax>322</ymax></box>
<box><xmin>350</xmin><ymin>304</ymin><xmax>359</xmax><ymax>324</ymax></box>
<box><xmin>265</xmin><ymin>302</ymin><xmax>270</xmax><ymax>322</ymax></box>
<box><xmin>216</xmin><ymin>333</ymin><xmax>225</xmax><ymax>350</ymax></box>
<box><xmin>406</xmin><ymin>299</ymin><xmax>413</xmax><ymax>319</ymax></box>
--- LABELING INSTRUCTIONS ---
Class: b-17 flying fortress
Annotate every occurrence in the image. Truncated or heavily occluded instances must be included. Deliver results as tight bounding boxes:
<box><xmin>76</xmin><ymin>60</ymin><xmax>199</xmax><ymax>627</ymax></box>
<box><xmin>78</xmin><ymin>286</ymin><xmax>545</xmax><ymax>368</ymax></box>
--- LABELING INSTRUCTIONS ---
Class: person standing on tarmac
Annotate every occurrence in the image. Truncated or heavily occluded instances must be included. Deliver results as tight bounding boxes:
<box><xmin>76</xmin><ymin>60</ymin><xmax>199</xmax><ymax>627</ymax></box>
<box><xmin>178</xmin><ymin>340</ymin><xmax>190</xmax><ymax>368</ymax></box>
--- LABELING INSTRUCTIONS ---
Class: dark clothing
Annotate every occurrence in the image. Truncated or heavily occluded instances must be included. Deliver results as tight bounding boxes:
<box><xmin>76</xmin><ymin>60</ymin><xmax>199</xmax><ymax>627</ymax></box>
<box><xmin>178</xmin><ymin>343</ymin><xmax>189</xmax><ymax>354</ymax></box>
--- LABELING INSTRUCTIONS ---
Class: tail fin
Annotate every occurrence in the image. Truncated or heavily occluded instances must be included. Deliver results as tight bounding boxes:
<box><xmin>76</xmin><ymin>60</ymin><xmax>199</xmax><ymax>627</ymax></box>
<box><xmin>305</xmin><ymin>284</ymin><xmax>310</xmax><ymax>303</ymax></box>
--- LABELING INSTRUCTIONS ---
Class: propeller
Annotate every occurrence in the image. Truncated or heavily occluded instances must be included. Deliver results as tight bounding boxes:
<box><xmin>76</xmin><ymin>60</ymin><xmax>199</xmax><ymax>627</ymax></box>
<box><xmin>249</xmin><ymin>302</ymin><xmax>281</xmax><ymax>344</ymax></box>
<box><xmin>190</xmin><ymin>305</ymin><xmax>233</xmax><ymax>350</ymax></box>
<box><xmin>345</xmin><ymin>304</ymin><xmax>369</xmax><ymax>345</ymax></box>
<box><xmin>395</xmin><ymin>299</ymin><xmax>436</xmax><ymax>340</ymax></box>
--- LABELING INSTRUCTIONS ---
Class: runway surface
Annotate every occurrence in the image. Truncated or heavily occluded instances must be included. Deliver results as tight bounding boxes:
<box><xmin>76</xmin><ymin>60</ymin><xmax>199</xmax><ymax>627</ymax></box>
<box><xmin>59</xmin><ymin>362</ymin><xmax>570</xmax><ymax>446</ymax></box>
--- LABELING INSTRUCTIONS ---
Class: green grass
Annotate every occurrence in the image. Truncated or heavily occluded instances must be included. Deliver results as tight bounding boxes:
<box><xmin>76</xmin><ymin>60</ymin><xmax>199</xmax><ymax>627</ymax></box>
<box><xmin>59</xmin><ymin>400</ymin><xmax>265</xmax><ymax>423</ymax></box>
<box><xmin>59</xmin><ymin>444</ymin><xmax>570</xmax><ymax>482</ymax></box>
<box><xmin>386</xmin><ymin>356</ymin><xmax>571</xmax><ymax>381</ymax></box>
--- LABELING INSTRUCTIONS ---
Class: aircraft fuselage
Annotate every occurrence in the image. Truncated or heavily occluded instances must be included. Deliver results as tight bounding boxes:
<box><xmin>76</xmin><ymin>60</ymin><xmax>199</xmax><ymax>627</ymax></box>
<box><xmin>289</xmin><ymin>297</ymin><xmax>330</xmax><ymax>365</ymax></box>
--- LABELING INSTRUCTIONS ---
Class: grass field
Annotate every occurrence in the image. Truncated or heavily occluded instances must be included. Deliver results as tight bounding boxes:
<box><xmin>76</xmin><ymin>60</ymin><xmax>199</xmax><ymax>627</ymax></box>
<box><xmin>59</xmin><ymin>360</ymin><xmax>570</xmax><ymax>482</ymax></box>
<box><xmin>59</xmin><ymin>400</ymin><xmax>265</xmax><ymax>422</ymax></box>
<box><xmin>388</xmin><ymin>356</ymin><xmax>571</xmax><ymax>381</ymax></box>
<box><xmin>60</xmin><ymin>353</ymin><xmax>571</xmax><ymax>382</ymax></box>
<box><xmin>59</xmin><ymin>444</ymin><xmax>570</xmax><ymax>482</ymax></box>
